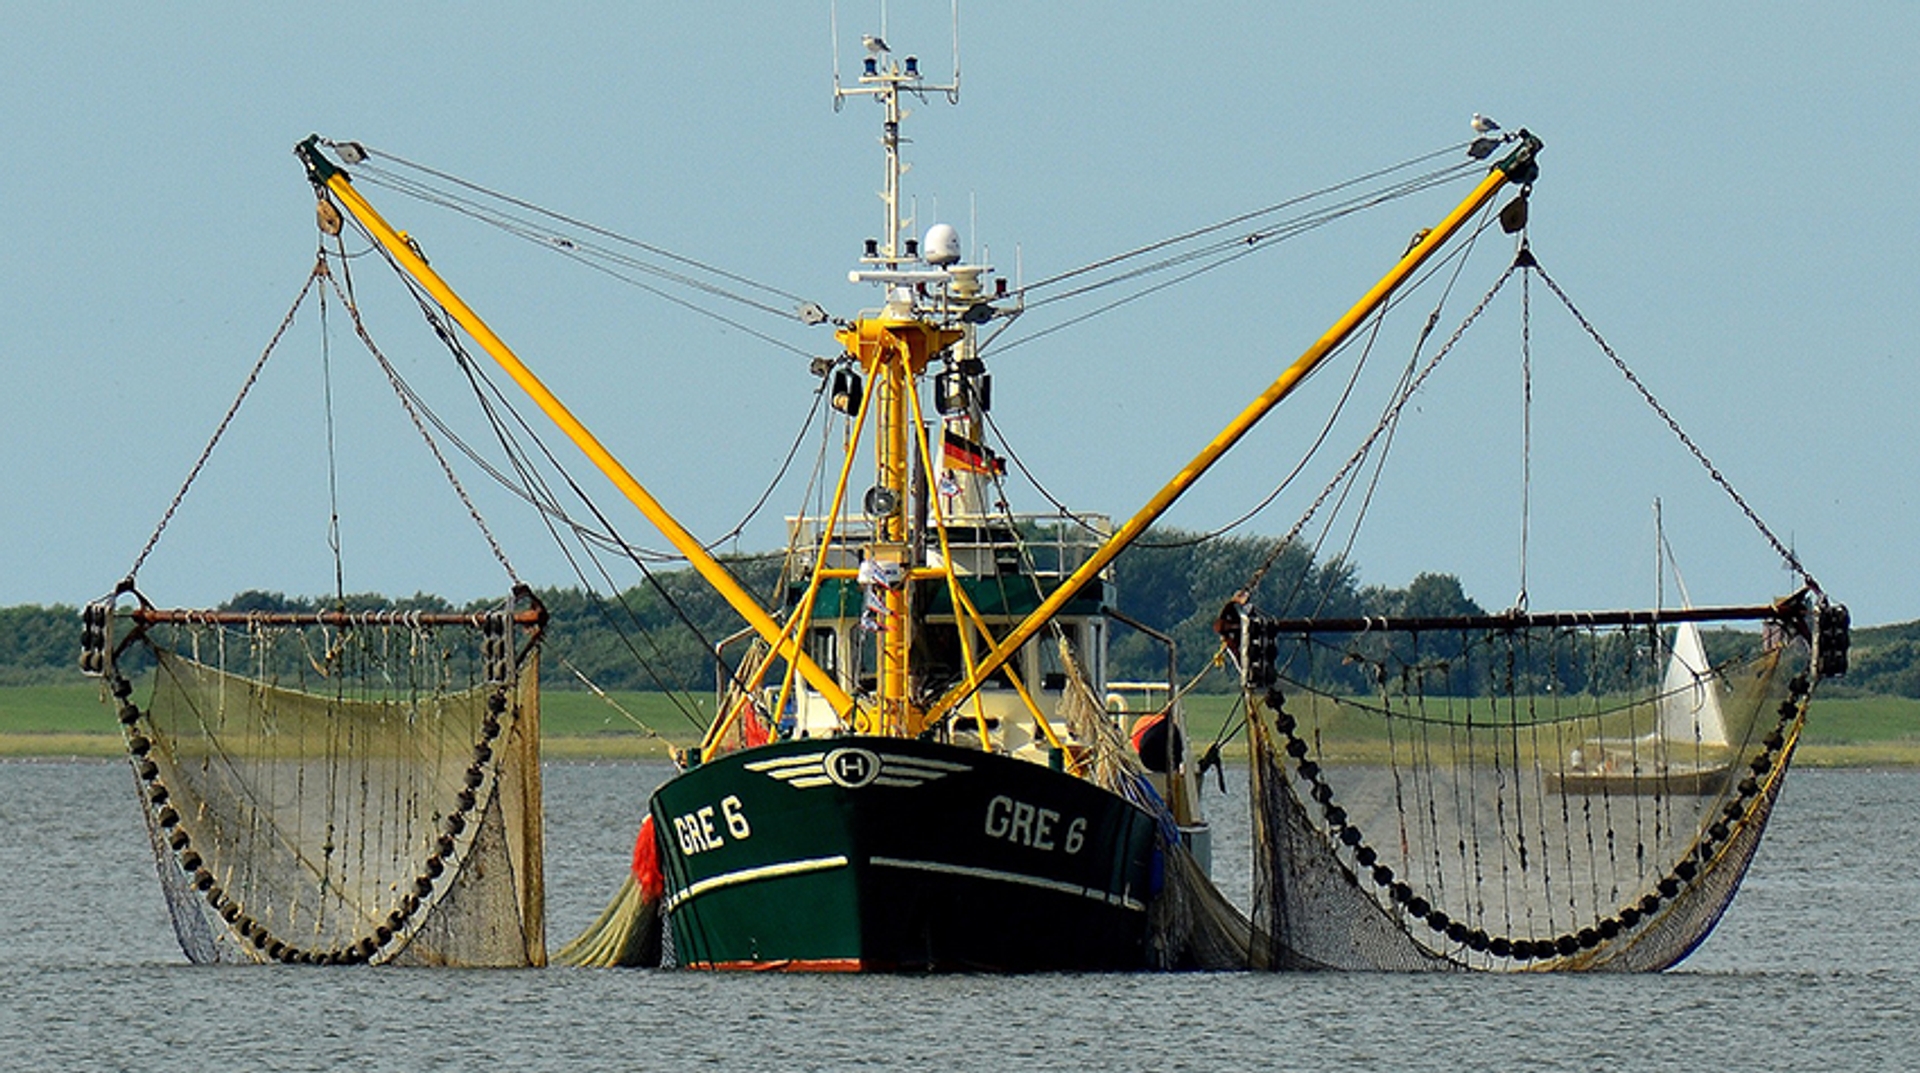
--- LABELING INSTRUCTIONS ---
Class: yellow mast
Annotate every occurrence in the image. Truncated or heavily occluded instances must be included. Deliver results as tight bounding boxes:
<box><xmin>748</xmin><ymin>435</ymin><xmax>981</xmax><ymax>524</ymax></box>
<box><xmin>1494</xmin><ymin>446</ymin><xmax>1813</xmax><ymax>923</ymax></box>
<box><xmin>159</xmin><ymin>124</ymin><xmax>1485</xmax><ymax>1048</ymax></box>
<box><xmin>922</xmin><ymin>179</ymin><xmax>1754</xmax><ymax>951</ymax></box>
<box><xmin>923</xmin><ymin>134</ymin><xmax>1544</xmax><ymax>722</ymax></box>
<box><xmin>832</xmin><ymin>315</ymin><xmax>962</xmax><ymax>733</ymax></box>
<box><xmin>829</xmin><ymin>47</ymin><xmax>966</xmax><ymax>735</ymax></box>
<box><xmin>295</xmin><ymin>138</ymin><xmax>859</xmax><ymax>720</ymax></box>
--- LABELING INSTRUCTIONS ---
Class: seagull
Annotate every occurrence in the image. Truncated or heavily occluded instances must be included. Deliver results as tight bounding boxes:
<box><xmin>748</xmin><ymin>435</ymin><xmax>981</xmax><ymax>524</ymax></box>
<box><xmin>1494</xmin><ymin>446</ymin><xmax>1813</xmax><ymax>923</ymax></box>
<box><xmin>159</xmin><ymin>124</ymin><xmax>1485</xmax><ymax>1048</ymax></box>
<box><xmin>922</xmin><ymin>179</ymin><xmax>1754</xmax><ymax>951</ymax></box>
<box><xmin>1471</xmin><ymin>113</ymin><xmax>1501</xmax><ymax>134</ymax></box>
<box><xmin>863</xmin><ymin>34</ymin><xmax>890</xmax><ymax>55</ymax></box>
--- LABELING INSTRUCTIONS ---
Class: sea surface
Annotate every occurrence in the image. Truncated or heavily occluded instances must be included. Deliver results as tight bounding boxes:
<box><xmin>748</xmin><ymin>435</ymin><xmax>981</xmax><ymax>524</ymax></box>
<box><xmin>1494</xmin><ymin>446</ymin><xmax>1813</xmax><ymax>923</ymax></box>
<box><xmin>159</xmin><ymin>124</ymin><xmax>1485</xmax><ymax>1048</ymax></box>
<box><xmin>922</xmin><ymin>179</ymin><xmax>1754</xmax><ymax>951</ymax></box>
<box><xmin>2</xmin><ymin>759</ymin><xmax>1914</xmax><ymax>1072</ymax></box>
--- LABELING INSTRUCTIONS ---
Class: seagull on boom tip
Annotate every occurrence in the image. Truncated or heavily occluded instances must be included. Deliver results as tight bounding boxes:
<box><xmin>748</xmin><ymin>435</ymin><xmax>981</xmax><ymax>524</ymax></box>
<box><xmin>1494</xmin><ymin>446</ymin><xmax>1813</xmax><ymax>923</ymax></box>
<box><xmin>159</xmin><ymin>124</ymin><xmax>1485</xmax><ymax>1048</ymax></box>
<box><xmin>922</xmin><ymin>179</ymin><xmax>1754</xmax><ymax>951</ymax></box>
<box><xmin>1471</xmin><ymin>113</ymin><xmax>1501</xmax><ymax>134</ymax></box>
<box><xmin>863</xmin><ymin>34</ymin><xmax>890</xmax><ymax>54</ymax></box>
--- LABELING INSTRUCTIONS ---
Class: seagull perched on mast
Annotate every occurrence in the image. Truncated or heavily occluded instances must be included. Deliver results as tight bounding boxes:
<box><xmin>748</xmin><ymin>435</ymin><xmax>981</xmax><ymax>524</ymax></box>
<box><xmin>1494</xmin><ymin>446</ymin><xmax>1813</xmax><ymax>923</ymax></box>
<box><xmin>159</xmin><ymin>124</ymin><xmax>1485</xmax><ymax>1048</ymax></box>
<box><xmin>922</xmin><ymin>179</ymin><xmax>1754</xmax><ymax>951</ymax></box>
<box><xmin>863</xmin><ymin>33</ymin><xmax>891</xmax><ymax>55</ymax></box>
<box><xmin>1471</xmin><ymin>112</ymin><xmax>1501</xmax><ymax>134</ymax></box>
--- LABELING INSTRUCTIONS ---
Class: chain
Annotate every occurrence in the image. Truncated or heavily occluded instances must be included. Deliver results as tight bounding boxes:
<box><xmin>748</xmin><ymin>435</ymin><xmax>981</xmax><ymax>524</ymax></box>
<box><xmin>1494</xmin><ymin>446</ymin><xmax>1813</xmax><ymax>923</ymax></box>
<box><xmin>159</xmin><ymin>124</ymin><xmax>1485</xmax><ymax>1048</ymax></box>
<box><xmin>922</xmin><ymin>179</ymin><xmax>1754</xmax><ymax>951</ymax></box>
<box><xmin>1244</xmin><ymin>261</ymin><xmax>1520</xmax><ymax>596</ymax></box>
<box><xmin>1530</xmin><ymin>262</ymin><xmax>1813</xmax><ymax>589</ymax></box>
<box><xmin>122</xmin><ymin>263</ymin><xmax>325</xmax><ymax>587</ymax></box>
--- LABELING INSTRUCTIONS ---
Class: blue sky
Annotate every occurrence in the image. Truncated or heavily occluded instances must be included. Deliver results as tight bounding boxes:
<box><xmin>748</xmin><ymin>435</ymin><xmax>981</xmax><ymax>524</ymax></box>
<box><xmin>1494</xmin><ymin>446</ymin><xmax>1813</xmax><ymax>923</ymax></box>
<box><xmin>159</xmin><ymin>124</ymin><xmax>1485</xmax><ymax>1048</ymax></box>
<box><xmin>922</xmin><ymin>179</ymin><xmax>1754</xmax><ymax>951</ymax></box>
<box><xmin>4</xmin><ymin>3</ymin><xmax>1915</xmax><ymax>625</ymax></box>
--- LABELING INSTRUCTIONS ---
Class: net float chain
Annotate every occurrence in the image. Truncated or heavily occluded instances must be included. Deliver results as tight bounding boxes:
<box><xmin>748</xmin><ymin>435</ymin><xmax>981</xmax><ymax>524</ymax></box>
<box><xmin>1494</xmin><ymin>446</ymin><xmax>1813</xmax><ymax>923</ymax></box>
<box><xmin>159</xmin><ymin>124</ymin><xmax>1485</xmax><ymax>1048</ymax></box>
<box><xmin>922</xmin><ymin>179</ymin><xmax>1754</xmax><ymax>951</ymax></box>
<box><xmin>1264</xmin><ymin>682</ymin><xmax>1800</xmax><ymax>963</ymax></box>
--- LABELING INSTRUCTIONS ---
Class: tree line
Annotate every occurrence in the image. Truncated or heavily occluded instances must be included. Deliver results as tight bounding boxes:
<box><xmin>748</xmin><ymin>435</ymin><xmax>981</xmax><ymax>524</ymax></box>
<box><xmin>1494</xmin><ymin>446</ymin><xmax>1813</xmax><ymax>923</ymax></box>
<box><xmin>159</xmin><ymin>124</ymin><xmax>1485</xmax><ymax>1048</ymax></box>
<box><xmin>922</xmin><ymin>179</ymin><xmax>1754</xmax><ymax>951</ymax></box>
<box><xmin>9</xmin><ymin>529</ymin><xmax>1915</xmax><ymax>697</ymax></box>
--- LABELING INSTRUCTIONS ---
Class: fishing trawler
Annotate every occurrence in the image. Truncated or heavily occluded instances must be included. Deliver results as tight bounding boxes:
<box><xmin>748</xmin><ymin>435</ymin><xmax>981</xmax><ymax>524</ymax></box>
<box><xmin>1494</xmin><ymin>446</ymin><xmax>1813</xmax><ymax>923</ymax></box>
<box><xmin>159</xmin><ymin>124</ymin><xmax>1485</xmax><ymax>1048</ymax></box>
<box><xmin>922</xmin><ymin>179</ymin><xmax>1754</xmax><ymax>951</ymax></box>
<box><xmin>572</xmin><ymin>48</ymin><xmax>1216</xmax><ymax>971</ymax></box>
<box><xmin>286</xmin><ymin>42</ymin><xmax>1235</xmax><ymax>972</ymax></box>
<box><xmin>88</xmin><ymin>26</ymin><xmax>1852</xmax><ymax>974</ymax></box>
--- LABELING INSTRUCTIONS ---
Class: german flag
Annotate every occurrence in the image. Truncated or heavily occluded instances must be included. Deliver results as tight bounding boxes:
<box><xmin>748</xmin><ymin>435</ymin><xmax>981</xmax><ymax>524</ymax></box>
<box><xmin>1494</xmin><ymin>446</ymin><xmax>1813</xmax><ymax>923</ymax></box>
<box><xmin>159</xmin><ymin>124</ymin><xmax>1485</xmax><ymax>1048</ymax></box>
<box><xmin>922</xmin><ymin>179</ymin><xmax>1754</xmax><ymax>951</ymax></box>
<box><xmin>942</xmin><ymin>426</ymin><xmax>1005</xmax><ymax>475</ymax></box>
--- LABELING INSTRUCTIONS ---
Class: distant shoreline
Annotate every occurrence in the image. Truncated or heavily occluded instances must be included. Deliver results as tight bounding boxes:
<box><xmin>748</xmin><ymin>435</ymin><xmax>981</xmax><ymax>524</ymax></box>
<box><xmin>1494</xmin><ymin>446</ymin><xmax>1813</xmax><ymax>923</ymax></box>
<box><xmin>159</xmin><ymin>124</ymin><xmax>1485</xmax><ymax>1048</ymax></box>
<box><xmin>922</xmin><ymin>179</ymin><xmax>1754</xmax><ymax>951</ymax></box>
<box><xmin>15</xmin><ymin>681</ymin><xmax>1915</xmax><ymax>765</ymax></box>
<box><xmin>6</xmin><ymin>732</ymin><xmax>1915</xmax><ymax>769</ymax></box>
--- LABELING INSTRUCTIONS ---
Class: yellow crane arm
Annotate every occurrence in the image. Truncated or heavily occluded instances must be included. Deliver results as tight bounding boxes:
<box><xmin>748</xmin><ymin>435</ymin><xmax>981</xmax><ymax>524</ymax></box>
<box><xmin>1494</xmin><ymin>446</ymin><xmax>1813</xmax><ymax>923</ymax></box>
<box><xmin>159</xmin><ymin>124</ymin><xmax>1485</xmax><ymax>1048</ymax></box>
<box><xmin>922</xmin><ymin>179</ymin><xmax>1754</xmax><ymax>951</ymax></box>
<box><xmin>925</xmin><ymin>133</ymin><xmax>1544</xmax><ymax>722</ymax></box>
<box><xmin>294</xmin><ymin>137</ymin><xmax>857</xmax><ymax>720</ymax></box>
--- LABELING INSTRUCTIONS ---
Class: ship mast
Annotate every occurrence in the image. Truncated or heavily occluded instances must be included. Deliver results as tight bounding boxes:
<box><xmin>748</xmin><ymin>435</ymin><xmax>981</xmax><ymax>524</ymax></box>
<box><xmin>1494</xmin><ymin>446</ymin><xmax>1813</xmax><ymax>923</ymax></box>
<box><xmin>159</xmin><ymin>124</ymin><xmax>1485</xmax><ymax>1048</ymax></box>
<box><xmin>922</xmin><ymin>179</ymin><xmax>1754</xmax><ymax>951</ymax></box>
<box><xmin>831</xmin><ymin>39</ymin><xmax>968</xmax><ymax>736</ymax></box>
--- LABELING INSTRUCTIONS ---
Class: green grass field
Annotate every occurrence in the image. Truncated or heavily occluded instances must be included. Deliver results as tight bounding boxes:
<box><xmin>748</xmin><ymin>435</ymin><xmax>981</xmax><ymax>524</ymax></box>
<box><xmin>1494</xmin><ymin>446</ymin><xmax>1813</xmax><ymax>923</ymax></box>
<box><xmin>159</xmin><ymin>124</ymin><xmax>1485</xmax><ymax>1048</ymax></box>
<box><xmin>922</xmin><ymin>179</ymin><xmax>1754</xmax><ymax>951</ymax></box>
<box><xmin>1</xmin><ymin>681</ymin><xmax>709</xmax><ymax>759</ymax></box>
<box><xmin>8</xmin><ymin>682</ymin><xmax>1916</xmax><ymax>765</ymax></box>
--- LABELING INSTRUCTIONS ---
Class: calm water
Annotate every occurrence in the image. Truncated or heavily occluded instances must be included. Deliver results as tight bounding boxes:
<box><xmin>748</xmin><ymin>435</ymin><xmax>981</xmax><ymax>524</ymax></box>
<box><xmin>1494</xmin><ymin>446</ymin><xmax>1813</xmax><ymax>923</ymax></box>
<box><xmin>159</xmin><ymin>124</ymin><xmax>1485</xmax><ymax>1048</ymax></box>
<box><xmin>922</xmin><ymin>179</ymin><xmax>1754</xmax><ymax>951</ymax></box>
<box><xmin>2</xmin><ymin>759</ymin><xmax>1914</xmax><ymax>1071</ymax></box>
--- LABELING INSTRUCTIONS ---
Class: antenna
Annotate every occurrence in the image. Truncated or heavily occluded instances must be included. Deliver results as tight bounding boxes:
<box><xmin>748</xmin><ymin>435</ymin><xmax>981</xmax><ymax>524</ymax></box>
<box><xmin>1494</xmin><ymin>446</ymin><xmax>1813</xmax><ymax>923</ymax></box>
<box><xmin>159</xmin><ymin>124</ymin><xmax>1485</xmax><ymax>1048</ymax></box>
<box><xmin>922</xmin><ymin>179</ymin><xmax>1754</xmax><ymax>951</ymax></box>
<box><xmin>833</xmin><ymin>11</ymin><xmax>962</xmax><ymax>270</ymax></box>
<box><xmin>949</xmin><ymin>0</ymin><xmax>962</xmax><ymax>104</ymax></box>
<box><xmin>969</xmin><ymin>192</ymin><xmax>977</xmax><ymax>264</ymax></box>
<box><xmin>829</xmin><ymin>2</ymin><xmax>841</xmax><ymax>108</ymax></box>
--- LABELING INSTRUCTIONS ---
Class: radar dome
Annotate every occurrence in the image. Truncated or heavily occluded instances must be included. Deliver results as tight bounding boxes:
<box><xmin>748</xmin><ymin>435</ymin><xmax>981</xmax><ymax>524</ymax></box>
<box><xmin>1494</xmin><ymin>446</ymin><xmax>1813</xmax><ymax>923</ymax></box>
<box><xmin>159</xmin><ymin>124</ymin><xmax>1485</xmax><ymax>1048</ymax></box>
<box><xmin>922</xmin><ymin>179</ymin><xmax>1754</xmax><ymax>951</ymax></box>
<box><xmin>923</xmin><ymin>223</ymin><xmax>962</xmax><ymax>266</ymax></box>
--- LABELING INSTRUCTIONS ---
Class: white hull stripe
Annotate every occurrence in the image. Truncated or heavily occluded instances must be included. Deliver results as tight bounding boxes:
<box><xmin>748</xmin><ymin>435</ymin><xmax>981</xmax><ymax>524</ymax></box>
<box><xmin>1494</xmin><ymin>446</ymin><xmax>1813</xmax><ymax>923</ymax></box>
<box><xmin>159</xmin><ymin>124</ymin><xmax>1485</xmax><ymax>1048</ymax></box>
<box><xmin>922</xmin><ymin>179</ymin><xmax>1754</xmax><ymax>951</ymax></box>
<box><xmin>666</xmin><ymin>854</ymin><xmax>1145</xmax><ymax>914</ymax></box>
<box><xmin>884</xmin><ymin>758</ymin><xmax>972</xmax><ymax>773</ymax></box>
<box><xmin>744</xmin><ymin>755</ymin><xmax>823</xmax><ymax>773</ymax></box>
<box><xmin>869</xmin><ymin>855</ymin><xmax>1145</xmax><ymax>912</ymax></box>
<box><xmin>664</xmin><ymin>855</ymin><xmax>850</xmax><ymax>912</ymax></box>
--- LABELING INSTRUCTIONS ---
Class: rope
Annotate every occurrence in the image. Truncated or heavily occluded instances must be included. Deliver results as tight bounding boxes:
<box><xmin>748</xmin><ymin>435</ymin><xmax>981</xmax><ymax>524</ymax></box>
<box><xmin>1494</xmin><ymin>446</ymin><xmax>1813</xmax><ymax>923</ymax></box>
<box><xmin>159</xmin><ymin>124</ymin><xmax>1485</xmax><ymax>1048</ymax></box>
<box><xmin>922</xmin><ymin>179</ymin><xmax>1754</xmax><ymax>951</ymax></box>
<box><xmin>320</xmin><ymin>261</ymin><xmax>521</xmax><ymax>586</ymax></box>
<box><xmin>1243</xmin><ymin>257</ymin><xmax>1523</xmax><ymax>597</ymax></box>
<box><xmin>1517</xmin><ymin>262</ymin><xmax>1532</xmax><ymax>610</ymax></box>
<box><xmin>319</xmin><ymin>273</ymin><xmax>346</xmax><ymax>604</ymax></box>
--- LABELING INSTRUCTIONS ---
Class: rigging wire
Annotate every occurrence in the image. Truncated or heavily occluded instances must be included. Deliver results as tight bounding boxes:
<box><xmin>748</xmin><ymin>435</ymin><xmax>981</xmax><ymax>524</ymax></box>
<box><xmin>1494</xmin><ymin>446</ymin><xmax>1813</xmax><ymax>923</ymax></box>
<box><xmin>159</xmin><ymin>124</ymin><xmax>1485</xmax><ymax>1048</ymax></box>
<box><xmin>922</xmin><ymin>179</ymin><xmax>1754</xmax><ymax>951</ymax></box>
<box><xmin>319</xmin><ymin>265</ymin><xmax>521</xmax><ymax>587</ymax></box>
<box><xmin>1241</xmin><ymin>241</ymin><xmax>1523</xmax><ymax>599</ymax></box>
<box><xmin>1018</xmin><ymin>142</ymin><xmax>1476</xmax><ymax>295</ymax></box>
<box><xmin>338</xmin><ymin>137</ymin><xmax>1487</xmax><ymax>376</ymax></box>
<box><xmin>367</xmin><ymin>272</ymin><xmax>731</xmax><ymax>726</ymax></box>
<box><xmin>335</xmin><ymin>214</ymin><xmax>843</xmax><ymax>724</ymax></box>
<box><xmin>359</xmin><ymin>215</ymin><xmax>828</xmax><ymax>563</ymax></box>
<box><xmin>1273</xmin><ymin>205</ymin><xmax>1501</xmax><ymax>619</ymax></box>
<box><xmin>433</xmin><ymin>330</ymin><xmax>714</xmax><ymax>727</ymax></box>
<box><xmin>347</xmin><ymin>144</ymin><xmax>818</xmax><ymax>306</ymax></box>
<box><xmin>353</xmin><ymin>160</ymin><xmax>821</xmax><ymax>360</ymax></box>
<box><xmin>986</xmin><ymin>156</ymin><xmax>1486</xmax><ymax>358</ymax></box>
<box><xmin>1025</xmin><ymin>161</ymin><xmax>1475</xmax><ymax>311</ymax></box>
<box><xmin>981</xmin><ymin>214</ymin><xmax>1500</xmax><ymax>551</ymax></box>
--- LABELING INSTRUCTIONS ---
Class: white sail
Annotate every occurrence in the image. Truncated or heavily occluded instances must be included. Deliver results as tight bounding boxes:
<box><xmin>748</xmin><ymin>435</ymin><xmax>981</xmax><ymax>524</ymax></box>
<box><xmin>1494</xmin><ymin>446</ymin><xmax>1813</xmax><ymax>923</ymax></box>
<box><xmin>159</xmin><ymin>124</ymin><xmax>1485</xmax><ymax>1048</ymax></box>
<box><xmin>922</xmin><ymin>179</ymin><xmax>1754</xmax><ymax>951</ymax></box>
<box><xmin>1656</xmin><ymin>620</ymin><xmax>1728</xmax><ymax>748</ymax></box>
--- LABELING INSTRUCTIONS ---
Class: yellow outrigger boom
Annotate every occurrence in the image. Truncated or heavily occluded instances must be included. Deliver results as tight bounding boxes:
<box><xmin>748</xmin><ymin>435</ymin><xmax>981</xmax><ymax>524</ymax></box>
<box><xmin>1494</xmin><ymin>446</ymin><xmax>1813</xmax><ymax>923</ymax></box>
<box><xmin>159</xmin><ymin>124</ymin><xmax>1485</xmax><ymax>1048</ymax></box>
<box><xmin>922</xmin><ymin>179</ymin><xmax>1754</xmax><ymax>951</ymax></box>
<box><xmin>295</xmin><ymin>137</ymin><xmax>859</xmax><ymax>720</ymax></box>
<box><xmin>923</xmin><ymin>133</ymin><xmax>1544</xmax><ymax>722</ymax></box>
<box><xmin>296</xmin><ymin>128</ymin><xmax>1539</xmax><ymax>734</ymax></box>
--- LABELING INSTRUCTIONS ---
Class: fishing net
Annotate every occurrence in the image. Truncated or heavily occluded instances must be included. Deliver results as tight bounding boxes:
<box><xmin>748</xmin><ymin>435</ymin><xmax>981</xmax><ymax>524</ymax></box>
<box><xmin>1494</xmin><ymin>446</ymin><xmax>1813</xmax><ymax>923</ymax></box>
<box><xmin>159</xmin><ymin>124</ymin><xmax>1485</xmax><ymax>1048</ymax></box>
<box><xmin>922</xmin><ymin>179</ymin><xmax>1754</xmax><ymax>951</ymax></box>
<box><xmin>89</xmin><ymin>596</ymin><xmax>546</xmax><ymax>966</ymax></box>
<box><xmin>1225</xmin><ymin>592</ymin><xmax>1844</xmax><ymax>971</ymax></box>
<box><xmin>1053</xmin><ymin>641</ymin><xmax>1258</xmax><ymax>970</ymax></box>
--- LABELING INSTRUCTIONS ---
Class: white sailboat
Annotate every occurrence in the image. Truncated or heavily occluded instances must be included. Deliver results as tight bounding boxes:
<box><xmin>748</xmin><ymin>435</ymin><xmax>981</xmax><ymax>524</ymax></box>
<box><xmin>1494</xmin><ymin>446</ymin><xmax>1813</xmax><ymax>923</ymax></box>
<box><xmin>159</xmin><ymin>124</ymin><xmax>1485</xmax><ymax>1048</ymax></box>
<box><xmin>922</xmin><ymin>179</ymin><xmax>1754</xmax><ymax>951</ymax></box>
<box><xmin>1559</xmin><ymin>612</ymin><xmax>1737</xmax><ymax>795</ymax></box>
<box><xmin>1657</xmin><ymin>616</ymin><xmax>1729</xmax><ymax>750</ymax></box>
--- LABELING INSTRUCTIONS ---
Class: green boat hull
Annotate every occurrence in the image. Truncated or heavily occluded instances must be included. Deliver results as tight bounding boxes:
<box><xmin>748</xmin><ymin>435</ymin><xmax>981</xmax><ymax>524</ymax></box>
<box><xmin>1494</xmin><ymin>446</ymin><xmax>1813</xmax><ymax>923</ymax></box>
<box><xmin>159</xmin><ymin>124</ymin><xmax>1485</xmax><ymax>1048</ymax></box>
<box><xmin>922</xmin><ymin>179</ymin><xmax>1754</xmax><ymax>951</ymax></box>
<box><xmin>650</xmin><ymin>737</ymin><xmax>1160</xmax><ymax>971</ymax></box>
